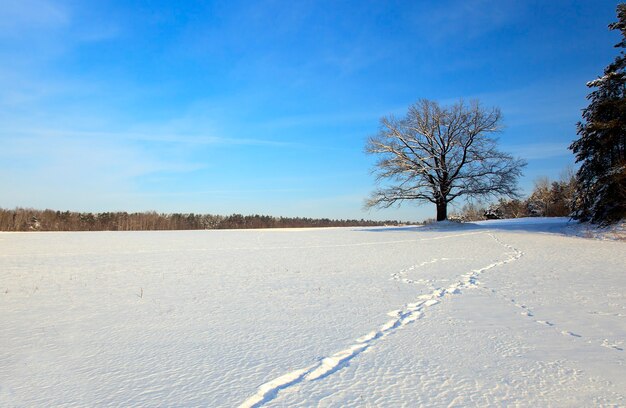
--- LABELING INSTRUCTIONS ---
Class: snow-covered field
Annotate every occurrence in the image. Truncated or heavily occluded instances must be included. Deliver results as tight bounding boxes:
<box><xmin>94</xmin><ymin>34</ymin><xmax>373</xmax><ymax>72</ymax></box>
<box><xmin>1</xmin><ymin>218</ymin><xmax>625</xmax><ymax>407</ymax></box>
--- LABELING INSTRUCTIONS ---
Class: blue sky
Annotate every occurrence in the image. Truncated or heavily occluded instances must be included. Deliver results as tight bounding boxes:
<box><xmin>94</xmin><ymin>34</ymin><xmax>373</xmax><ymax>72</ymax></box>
<box><xmin>0</xmin><ymin>0</ymin><xmax>620</xmax><ymax>221</ymax></box>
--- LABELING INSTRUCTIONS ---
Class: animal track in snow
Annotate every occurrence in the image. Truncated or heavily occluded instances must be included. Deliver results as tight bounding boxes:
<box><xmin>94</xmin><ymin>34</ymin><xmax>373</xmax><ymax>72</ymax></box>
<box><xmin>601</xmin><ymin>339</ymin><xmax>624</xmax><ymax>351</ymax></box>
<box><xmin>238</xmin><ymin>233</ymin><xmax>524</xmax><ymax>407</ymax></box>
<box><xmin>238</xmin><ymin>298</ymin><xmax>435</xmax><ymax>408</ymax></box>
<box><xmin>480</xmin><ymin>283</ymin><xmax>624</xmax><ymax>351</ymax></box>
<box><xmin>469</xmin><ymin>234</ymin><xmax>622</xmax><ymax>349</ymax></box>
<box><xmin>588</xmin><ymin>310</ymin><xmax>626</xmax><ymax>318</ymax></box>
<box><xmin>390</xmin><ymin>257</ymin><xmax>463</xmax><ymax>286</ymax></box>
<box><xmin>480</xmin><ymin>286</ymin><xmax>588</xmax><ymax>342</ymax></box>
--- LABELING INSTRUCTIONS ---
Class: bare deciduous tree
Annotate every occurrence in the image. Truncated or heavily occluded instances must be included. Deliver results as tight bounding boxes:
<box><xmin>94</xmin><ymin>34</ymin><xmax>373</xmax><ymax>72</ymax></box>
<box><xmin>365</xmin><ymin>99</ymin><xmax>526</xmax><ymax>221</ymax></box>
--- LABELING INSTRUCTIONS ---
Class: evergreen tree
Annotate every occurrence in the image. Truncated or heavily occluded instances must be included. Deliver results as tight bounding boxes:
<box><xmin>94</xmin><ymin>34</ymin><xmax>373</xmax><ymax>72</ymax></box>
<box><xmin>570</xmin><ymin>4</ymin><xmax>626</xmax><ymax>225</ymax></box>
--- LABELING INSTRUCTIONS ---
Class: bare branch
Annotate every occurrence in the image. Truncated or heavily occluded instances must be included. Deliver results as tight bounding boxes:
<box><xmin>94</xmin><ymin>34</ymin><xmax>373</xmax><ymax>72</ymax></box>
<box><xmin>365</xmin><ymin>99</ymin><xmax>526</xmax><ymax>220</ymax></box>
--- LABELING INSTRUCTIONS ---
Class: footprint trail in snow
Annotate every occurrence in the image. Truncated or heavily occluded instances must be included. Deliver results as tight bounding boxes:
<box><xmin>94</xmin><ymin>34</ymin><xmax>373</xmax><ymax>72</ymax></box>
<box><xmin>479</xmin><ymin>282</ymin><xmax>625</xmax><ymax>351</ymax></box>
<box><xmin>238</xmin><ymin>233</ymin><xmax>523</xmax><ymax>408</ymax></box>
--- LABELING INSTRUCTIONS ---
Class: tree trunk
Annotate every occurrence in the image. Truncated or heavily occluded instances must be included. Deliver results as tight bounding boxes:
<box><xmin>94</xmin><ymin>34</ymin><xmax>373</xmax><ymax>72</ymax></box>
<box><xmin>436</xmin><ymin>200</ymin><xmax>448</xmax><ymax>221</ymax></box>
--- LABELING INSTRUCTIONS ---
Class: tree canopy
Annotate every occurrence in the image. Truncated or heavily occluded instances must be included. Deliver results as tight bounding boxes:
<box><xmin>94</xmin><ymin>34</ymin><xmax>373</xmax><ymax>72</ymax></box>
<box><xmin>366</xmin><ymin>99</ymin><xmax>526</xmax><ymax>221</ymax></box>
<box><xmin>570</xmin><ymin>4</ymin><xmax>626</xmax><ymax>225</ymax></box>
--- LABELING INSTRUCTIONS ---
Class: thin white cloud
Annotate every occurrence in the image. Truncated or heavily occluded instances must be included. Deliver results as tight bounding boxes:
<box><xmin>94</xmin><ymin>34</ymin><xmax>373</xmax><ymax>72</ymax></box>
<box><xmin>0</xmin><ymin>131</ymin><xmax>210</xmax><ymax>210</ymax></box>
<box><xmin>0</xmin><ymin>0</ymin><xmax>69</xmax><ymax>34</ymax></box>
<box><xmin>257</xmin><ymin>110</ymin><xmax>381</xmax><ymax>129</ymax></box>
<box><xmin>2</xmin><ymin>128</ymin><xmax>296</xmax><ymax>147</ymax></box>
<box><xmin>117</xmin><ymin>188</ymin><xmax>309</xmax><ymax>198</ymax></box>
<box><xmin>74</xmin><ymin>25</ymin><xmax>120</xmax><ymax>43</ymax></box>
<box><xmin>504</xmin><ymin>142</ymin><xmax>571</xmax><ymax>160</ymax></box>
<box><xmin>458</xmin><ymin>78</ymin><xmax>588</xmax><ymax>128</ymax></box>
<box><xmin>0</xmin><ymin>133</ymin><xmax>206</xmax><ymax>177</ymax></box>
<box><xmin>414</xmin><ymin>0</ymin><xmax>521</xmax><ymax>44</ymax></box>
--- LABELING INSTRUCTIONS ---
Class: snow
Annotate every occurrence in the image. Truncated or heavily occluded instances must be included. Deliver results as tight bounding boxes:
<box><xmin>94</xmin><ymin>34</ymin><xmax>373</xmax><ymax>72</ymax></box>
<box><xmin>1</xmin><ymin>218</ymin><xmax>625</xmax><ymax>406</ymax></box>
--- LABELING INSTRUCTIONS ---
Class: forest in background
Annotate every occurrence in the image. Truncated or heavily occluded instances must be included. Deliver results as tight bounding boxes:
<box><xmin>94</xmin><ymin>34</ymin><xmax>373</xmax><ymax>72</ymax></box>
<box><xmin>450</xmin><ymin>170</ymin><xmax>577</xmax><ymax>222</ymax></box>
<box><xmin>0</xmin><ymin>208</ymin><xmax>403</xmax><ymax>232</ymax></box>
<box><xmin>0</xmin><ymin>170</ymin><xmax>577</xmax><ymax>232</ymax></box>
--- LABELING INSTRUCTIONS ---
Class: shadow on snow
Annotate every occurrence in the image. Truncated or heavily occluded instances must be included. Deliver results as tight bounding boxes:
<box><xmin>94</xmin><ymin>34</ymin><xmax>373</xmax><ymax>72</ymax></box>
<box><xmin>356</xmin><ymin>217</ymin><xmax>576</xmax><ymax>236</ymax></box>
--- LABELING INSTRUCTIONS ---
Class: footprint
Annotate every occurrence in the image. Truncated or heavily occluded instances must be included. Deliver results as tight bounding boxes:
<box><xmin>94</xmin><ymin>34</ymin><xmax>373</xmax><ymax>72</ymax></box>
<box><xmin>601</xmin><ymin>339</ymin><xmax>624</xmax><ymax>351</ymax></box>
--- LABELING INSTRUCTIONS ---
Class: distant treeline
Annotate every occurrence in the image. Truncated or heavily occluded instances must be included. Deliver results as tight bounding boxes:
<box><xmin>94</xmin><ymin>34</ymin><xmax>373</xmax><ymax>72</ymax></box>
<box><xmin>0</xmin><ymin>208</ymin><xmax>403</xmax><ymax>231</ymax></box>
<box><xmin>450</xmin><ymin>170</ymin><xmax>578</xmax><ymax>222</ymax></box>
